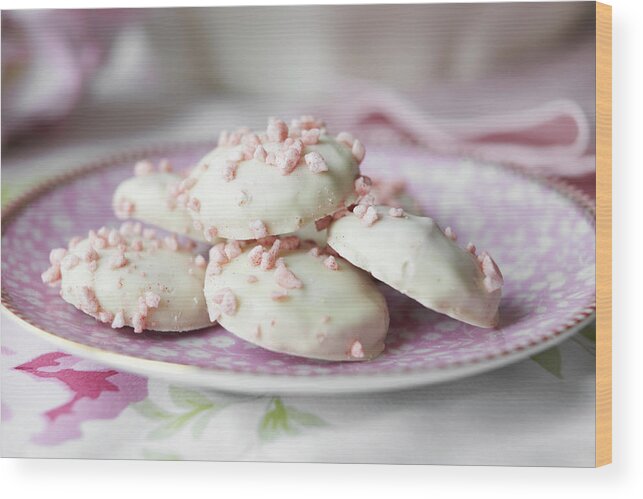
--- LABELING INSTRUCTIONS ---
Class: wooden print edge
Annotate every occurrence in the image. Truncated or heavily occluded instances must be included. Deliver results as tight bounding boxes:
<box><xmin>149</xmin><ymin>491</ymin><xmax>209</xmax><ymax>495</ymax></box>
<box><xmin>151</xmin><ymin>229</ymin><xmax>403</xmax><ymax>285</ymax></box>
<box><xmin>595</xmin><ymin>1</ymin><xmax>612</xmax><ymax>467</ymax></box>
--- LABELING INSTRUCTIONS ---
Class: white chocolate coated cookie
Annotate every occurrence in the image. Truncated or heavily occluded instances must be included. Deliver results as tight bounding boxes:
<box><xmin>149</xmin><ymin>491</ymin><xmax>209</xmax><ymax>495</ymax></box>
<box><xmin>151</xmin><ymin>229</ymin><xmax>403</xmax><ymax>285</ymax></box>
<box><xmin>327</xmin><ymin>206</ymin><xmax>503</xmax><ymax>328</ymax></box>
<box><xmin>184</xmin><ymin>118</ymin><xmax>362</xmax><ymax>240</ymax></box>
<box><xmin>43</xmin><ymin>223</ymin><xmax>211</xmax><ymax>333</ymax></box>
<box><xmin>203</xmin><ymin>244</ymin><xmax>389</xmax><ymax>361</ymax></box>
<box><xmin>112</xmin><ymin>168</ymin><xmax>216</xmax><ymax>243</ymax></box>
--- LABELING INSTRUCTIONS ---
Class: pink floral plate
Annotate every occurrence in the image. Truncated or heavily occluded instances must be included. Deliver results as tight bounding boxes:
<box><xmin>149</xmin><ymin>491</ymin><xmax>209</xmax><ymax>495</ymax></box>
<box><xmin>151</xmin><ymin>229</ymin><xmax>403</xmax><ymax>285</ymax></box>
<box><xmin>1</xmin><ymin>143</ymin><xmax>596</xmax><ymax>394</ymax></box>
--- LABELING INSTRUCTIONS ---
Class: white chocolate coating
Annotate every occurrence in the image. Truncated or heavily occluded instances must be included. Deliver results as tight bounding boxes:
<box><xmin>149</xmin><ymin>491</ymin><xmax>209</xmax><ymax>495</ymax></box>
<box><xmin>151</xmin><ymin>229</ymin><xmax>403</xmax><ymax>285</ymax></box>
<box><xmin>112</xmin><ymin>172</ymin><xmax>215</xmax><ymax>243</ymax></box>
<box><xmin>204</xmin><ymin>247</ymin><xmax>389</xmax><ymax>361</ymax></box>
<box><xmin>327</xmin><ymin>206</ymin><xmax>502</xmax><ymax>328</ymax></box>
<box><xmin>58</xmin><ymin>230</ymin><xmax>211</xmax><ymax>332</ymax></box>
<box><xmin>186</xmin><ymin>135</ymin><xmax>359</xmax><ymax>240</ymax></box>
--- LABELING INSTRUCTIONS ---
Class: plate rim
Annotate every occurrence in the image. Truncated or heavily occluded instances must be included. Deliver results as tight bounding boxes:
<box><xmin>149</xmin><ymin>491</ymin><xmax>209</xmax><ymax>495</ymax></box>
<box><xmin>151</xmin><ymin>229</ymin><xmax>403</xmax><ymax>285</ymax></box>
<box><xmin>1</xmin><ymin>141</ymin><xmax>597</xmax><ymax>394</ymax></box>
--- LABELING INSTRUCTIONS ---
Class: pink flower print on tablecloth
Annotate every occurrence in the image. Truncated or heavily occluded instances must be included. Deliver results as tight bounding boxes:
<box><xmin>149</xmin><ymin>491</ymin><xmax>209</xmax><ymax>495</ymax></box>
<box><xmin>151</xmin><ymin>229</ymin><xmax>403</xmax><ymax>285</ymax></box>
<box><xmin>15</xmin><ymin>352</ymin><xmax>147</xmax><ymax>445</ymax></box>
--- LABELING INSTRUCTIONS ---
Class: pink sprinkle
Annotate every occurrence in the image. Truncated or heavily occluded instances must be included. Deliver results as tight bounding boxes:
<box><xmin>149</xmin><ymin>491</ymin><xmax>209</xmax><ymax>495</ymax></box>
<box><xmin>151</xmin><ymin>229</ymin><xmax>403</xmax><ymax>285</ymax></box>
<box><xmin>275</xmin><ymin>265</ymin><xmax>303</xmax><ymax>289</ymax></box>
<box><xmin>249</xmin><ymin>220</ymin><xmax>268</xmax><ymax>239</ymax></box>
<box><xmin>134</xmin><ymin>160</ymin><xmax>154</xmax><ymax>176</ymax></box>
<box><xmin>315</xmin><ymin>215</ymin><xmax>332</xmax><ymax>231</ymax></box>
<box><xmin>193</xmin><ymin>220</ymin><xmax>204</xmax><ymax>231</ymax></box>
<box><xmin>132</xmin><ymin>312</ymin><xmax>146</xmax><ymax>333</ymax></box>
<box><xmin>98</xmin><ymin>311</ymin><xmax>114</xmax><ymax>324</ymax></box>
<box><xmin>351</xmin><ymin>140</ymin><xmax>366</xmax><ymax>164</ymax></box>
<box><xmin>353</xmin><ymin>204</ymin><xmax>367</xmax><ymax>218</ymax></box>
<box><xmin>164</xmin><ymin>236</ymin><xmax>179</xmax><ymax>251</ymax></box>
<box><xmin>247</xmin><ymin>275</ymin><xmax>259</xmax><ymax>283</ymax></box>
<box><xmin>61</xmin><ymin>254</ymin><xmax>80</xmax><ymax>271</ymax></box>
<box><xmin>143</xmin><ymin>228</ymin><xmax>156</xmax><ymax>239</ymax></box>
<box><xmin>159</xmin><ymin>158</ymin><xmax>173</xmax><ymax>172</ymax></box>
<box><xmin>111</xmin><ymin>310</ymin><xmax>125</xmax><ymax>329</ymax></box>
<box><xmin>209</xmin><ymin>243</ymin><xmax>229</xmax><ymax>264</ymax></box>
<box><xmin>389</xmin><ymin>207</ymin><xmax>404</xmax><ymax>217</ymax></box>
<box><xmin>276</xmin><ymin>148</ymin><xmax>300</xmax><ymax>175</ymax></box>
<box><xmin>260</xmin><ymin>239</ymin><xmax>281</xmax><ymax>270</ymax></box>
<box><xmin>301</xmin><ymin>128</ymin><xmax>321</xmax><ymax>145</ymax></box>
<box><xmin>224</xmin><ymin>240</ymin><xmax>242</xmax><ymax>260</ymax></box>
<box><xmin>266</xmin><ymin>119</ymin><xmax>289</xmax><ymax>142</ymax></box>
<box><xmin>115</xmin><ymin>198</ymin><xmax>135</xmax><ymax>219</ymax></box>
<box><xmin>336</xmin><ymin>132</ymin><xmax>354</xmax><ymax>147</ymax></box>
<box><xmin>350</xmin><ymin>340</ymin><xmax>365</xmax><ymax>359</ymax></box>
<box><xmin>444</xmin><ymin>226</ymin><xmax>457</xmax><ymax>241</ymax></box>
<box><xmin>68</xmin><ymin>236</ymin><xmax>82</xmax><ymax>249</ymax></box>
<box><xmin>187</xmin><ymin>197</ymin><xmax>201</xmax><ymax>212</ymax></box>
<box><xmin>228</xmin><ymin>131</ymin><xmax>242</xmax><ymax>146</ymax></box>
<box><xmin>194</xmin><ymin>255</ymin><xmax>207</xmax><ymax>268</ymax></box>
<box><xmin>108</xmin><ymin>229</ymin><xmax>123</xmax><ymax>246</ymax></box>
<box><xmin>213</xmin><ymin>288</ymin><xmax>237</xmax><ymax>316</ymax></box>
<box><xmin>83</xmin><ymin>247</ymin><xmax>99</xmax><ymax>262</ymax></box>
<box><xmin>109</xmin><ymin>249</ymin><xmax>128</xmax><ymax>269</ymax></box>
<box><xmin>280</xmin><ymin>236</ymin><xmax>301</xmax><ymax>251</ymax></box>
<box><xmin>361</xmin><ymin>206</ymin><xmax>379</xmax><ymax>227</ymax></box>
<box><xmin>271</xmin><ymin>289</ymin><xmax>288</xmax><ymax>301</ymax></box>
<box><xmin>354</xmin><ymin>176</ymin><xmax>372</xmax><ymax>196</ymax></box>
<box><xmin>254</xmin><ymin>145</ymin><xmax>267</xmax><ymax>161</ymax></box>
<box><xmin>333</xmin><ymin>208</ymin><xmax>350</xmax><ymax>220</ymax></box>
<box><xmin>205</xmin><ymin>226</ymin><xmax>219</xmax><ymax>242</ymax></box>
<box><xmin>305</xmin><ymin>152</ymin><xmax>328</xmax><ymax>173</ymax></box>
<box><xmin>218</xmin><ymin>130</ymin><xmax>229</xmax><ymax>147</ymax></box>
<box><xmin>481</xmin><ymin>252</ymin><xmax>504</xmax><ymax>293</ymax></box>
<box><xmin>145</xmin><ymin>291</ymin><xmax>161</xmax><ymax>308</ymax></box>
<box><xmin>309</xmin><ymin>247</ymin><xmax>321</xmax><ymax>258</ymax></box>
<box><xmin>138</xmin><ymin>296</ymin><xmax>149</xmax><ymax>315</ymax></box>
<box><xmin>79</xmin><ymin>286</ymin><xmax>99</xmax><ymax>314</ymax></box>
<box><xmin>248</xmin><ymin>245</ymin><xmax>264</xmax><ymax>266</ymax></box>
<box><xmin>322</xmin><ymin>315</ymin><xmax>331</xmax><ymax>323</ymax></box>
<box><xmin>222</xmin><ymin>160</ymin><xmax>238</xmax><ymax>182</ymax></box>
<box><xmin>323</xmin><ymin>255</ymin><xmax>339</xmax><ymax>271</ymax></box>
<box><xmin>466</xmin><ymin>242</ymin><xmax>477</xmax><ymax>255</ymax></box>
<box><xmin>49</xmin><ymin>248</ymin><xmax>67</xmax><ymax>266</ymax></box>
<box><xmin>41</xmin><ymin>265</ymin><xmax>61</xmax><ymax>285</ymax></box>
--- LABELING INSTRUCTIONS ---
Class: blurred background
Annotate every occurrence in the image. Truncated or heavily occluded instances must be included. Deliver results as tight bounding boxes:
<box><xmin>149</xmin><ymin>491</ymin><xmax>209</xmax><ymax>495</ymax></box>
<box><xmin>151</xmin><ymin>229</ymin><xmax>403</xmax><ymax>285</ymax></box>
<box><xmin>2</xmin><ymin>2</ymin><xmax>596</xmax><ymax>197</ymax></box>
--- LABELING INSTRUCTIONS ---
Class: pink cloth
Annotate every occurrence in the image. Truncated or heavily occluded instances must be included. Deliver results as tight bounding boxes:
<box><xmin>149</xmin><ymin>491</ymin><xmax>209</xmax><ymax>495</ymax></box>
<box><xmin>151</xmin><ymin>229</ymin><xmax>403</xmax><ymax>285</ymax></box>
<box><xmin>318</xmin><ymin>84</ymin><xmax>595</xmax><ymax>177</ymax></box>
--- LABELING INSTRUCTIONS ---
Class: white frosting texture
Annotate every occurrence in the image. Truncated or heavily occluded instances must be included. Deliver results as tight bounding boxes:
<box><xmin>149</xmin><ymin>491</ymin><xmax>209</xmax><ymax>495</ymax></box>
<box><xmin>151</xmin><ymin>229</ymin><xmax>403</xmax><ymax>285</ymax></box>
<box><xmin>203</xmin><ymin>246</ymin><xmax>389</xmax><ymax>361</ymax></box>
<box><xmin>327</xmin><ymin>206</ymin><xmax>502</xmax><ymax>328</ymax></box>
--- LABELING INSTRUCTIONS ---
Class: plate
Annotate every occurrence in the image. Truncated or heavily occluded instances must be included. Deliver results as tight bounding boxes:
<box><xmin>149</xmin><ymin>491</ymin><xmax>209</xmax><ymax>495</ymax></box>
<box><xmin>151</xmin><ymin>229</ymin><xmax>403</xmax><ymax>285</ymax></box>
<box><xmin>1</xmin><ymin>143</ymin><xmax>596</xmax><ymax>394</ymax></box>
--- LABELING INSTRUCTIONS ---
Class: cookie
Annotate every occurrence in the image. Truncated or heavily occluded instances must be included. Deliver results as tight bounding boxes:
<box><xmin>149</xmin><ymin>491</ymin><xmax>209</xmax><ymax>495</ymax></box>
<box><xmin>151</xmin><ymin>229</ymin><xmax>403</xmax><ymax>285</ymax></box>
<box><xmin>42</xmin><ymin>222</ymin><xmax>211</xmax><ymax>333</ymax></box>
<box><xmin>203</xmin><ymin>238</ymin><xmax>389</xmax><ymax>361</ymax></box>
<box><xmin>327</xmin><ymin>205</ymin><xmax>503</xmax><ymax>328</ymax></box>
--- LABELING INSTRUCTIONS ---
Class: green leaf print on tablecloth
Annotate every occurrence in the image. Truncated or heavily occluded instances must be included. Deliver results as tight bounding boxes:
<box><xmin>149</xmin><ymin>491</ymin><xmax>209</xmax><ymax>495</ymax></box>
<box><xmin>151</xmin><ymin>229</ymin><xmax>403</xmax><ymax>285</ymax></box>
<box><xmin>530</xmin><ymin>346</ymin><xmax>563</xmax><ymax>379</ymax></box>
<box><xmin>258</xmin><ymin>397</ymin><xmax>327</xmax><ymax>442</ymax></box>
<box><xmin>133</xmin><ymin>387</ymin><xmax>221</xmax><ymax>440</ymax></box>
